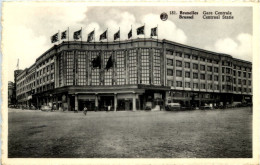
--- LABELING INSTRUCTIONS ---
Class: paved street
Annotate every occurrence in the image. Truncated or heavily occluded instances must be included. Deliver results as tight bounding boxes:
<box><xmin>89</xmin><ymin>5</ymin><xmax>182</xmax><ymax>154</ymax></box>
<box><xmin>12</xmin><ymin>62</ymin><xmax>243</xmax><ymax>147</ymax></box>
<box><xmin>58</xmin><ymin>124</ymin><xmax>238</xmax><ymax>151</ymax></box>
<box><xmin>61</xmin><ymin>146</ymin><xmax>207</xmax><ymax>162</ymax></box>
<box><xmin>8</xmin><ymin>107</ymin><xmax>252</xmax><ymax>158</ymax></box>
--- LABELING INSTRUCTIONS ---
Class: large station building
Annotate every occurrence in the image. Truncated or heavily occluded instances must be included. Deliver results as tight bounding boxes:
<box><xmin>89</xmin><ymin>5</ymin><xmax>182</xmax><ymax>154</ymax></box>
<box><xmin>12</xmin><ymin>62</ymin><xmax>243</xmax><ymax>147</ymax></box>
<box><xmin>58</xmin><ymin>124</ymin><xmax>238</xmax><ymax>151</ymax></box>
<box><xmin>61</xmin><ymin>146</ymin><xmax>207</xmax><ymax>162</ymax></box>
<box><xmin>15</xmin><ymin>38</ymin><xmax>252</xmax><ymax>111</ymax></box>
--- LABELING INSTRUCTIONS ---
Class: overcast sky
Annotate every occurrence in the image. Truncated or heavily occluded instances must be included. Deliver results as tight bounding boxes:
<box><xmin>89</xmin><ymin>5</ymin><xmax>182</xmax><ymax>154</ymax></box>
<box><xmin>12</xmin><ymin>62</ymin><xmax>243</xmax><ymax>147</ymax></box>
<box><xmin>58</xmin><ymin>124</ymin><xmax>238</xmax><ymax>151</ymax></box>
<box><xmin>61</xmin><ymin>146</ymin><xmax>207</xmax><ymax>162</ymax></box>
<box><xmin>2</xmin><ymin>3</ymin><xmax>252</xmax><ymax>82</ymax></box>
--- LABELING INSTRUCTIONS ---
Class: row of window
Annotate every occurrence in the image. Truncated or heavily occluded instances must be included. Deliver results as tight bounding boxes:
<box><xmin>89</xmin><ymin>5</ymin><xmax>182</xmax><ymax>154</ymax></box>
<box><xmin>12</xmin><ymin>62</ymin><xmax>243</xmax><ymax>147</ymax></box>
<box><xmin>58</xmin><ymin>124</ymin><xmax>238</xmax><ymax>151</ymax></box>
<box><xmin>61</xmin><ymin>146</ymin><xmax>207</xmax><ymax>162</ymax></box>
<box><xmin>36</xmin><ymin>74</ymin><xmax>54</xmax><ymax>85</ymax></box>
<box><xmin>167</xmin><ymin>81</ymin><xmax>220</xmax><ymax>90</ymax></box>
<box><xmin>167</xmin><ymin>59</ymin><xmax>220</xmax><ymax>72</ymax></box>
<box><xmin>166</xmin><ymin>50</ymin><xmax>219</xmax><ymax>64</ymax></box>
<box><xmin>36</xmin><ymin>63</ymin><xmax>54</xmax><ymax>77</ymax></box>
<box><xmin>36</xmin><ymin>83</ymin><xmax>54</xmax><ymax>93</ymax></box>
<box><xmin>167</xmin><ymin>80</ymin><xmax>252</xmax><ymax>92</ymax></box>
<box><xmin>37</xmin><ymin>57</ymin><xmax>54</xmax><ymax>69</ymax></box>
<box><xmin>167</xmin><ymin>69</ymin><xmax>219</xmax><ymax>81</ymax></box>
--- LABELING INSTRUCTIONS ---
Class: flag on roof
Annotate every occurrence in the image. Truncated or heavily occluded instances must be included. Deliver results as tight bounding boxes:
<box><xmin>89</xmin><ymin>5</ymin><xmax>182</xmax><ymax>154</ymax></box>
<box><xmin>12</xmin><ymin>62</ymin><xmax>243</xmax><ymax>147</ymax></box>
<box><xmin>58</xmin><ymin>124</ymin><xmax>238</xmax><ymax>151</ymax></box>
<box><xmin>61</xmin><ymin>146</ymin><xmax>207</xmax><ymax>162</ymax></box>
<box><xmin>51</xmin><ymin>33</ymin><xmax>59</xmax><ymax>43</ymax></box>
<box><xmin>114</xmin><ymin>30</ymin><xmax>120</xmax><ymax>41</ymax></box>
<box><xmin>61</xmin><ymin>30</ymin><xmax>67</xmax><ymax>40</ymax></box>
<box><xmin>150</xmin><ymin>27</ymin><xmax>157</xmax><ymax>37</ymax></box>
<box><xmin>87</xmin><ymin>30</ymin><xmax>94</xmax><ymax>42</ymax></box>
<box><xmin>73</xmin><ymin>29</ymin><xmax>81</xmax><ymax>40</ymax></box>
<box><xmin>128</xmin><ymin>29</ymin><xmax>132</xmax><ymax>39</ymax></box>
<box><xmin>137</xmin><ymin>25</ymin><xmax>145</xmax><ymax>35</ymax></box>
<box><xmin>100</xmin><ymin>30</ymin><xmax>107</xmax><ymax>41</ymax></box>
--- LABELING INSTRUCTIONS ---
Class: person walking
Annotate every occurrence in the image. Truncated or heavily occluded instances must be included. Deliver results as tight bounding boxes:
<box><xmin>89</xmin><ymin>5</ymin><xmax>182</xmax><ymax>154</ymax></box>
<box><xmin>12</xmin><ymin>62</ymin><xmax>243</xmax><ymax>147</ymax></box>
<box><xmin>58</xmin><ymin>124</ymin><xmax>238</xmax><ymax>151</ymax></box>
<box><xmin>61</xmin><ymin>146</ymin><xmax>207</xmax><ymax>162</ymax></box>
<box><xmin>83</xmin><ymin>106</ymin><xmax>88</xmax><ymax>115</ymax></box>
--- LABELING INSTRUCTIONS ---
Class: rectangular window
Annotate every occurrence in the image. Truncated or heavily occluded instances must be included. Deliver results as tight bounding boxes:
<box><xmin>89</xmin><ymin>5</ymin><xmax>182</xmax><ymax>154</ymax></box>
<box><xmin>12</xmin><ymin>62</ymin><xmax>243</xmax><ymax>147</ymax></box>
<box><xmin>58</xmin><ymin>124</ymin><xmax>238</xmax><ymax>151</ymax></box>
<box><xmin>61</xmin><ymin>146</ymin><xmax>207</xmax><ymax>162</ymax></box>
<box><xmin>117</xmin><ymin>51</ymin><xmax>126</xmax><ymax>85</ymax></box>
<box><xmin>153</xmin><ymin>49</ymin><xmax>161</xmax><ymax>85</ymax></box>
<box><xmin>243</xmin><ymin>79</ymin><xmax>246</xmax><ymax>85</ymax></box>
<box><xmin>238</xmin><ymin>79</ymin><xmax>241</xmax><ymax>84</ymax></box>
<box><xmin>207</xmin><ymin>75</ymin><xmax>212</xmax><ymax>80</ymax></box>
<box><xmin>214</xmin><ymin>75</ymin><xmax>219</xmax><ymax>81</ymax></box>
<box><xmin>176</xmin><ymin>70</ymin><xmax>182</xmax><ymax>77</ymax></box>
<box><xmin>185</xmin><ymin>72</ymin><xmax>190</xmax><ymax>78</ymax></box>
<box><xmin>176</xmin><ymin>52</ymin><xmax>182</xmax><ymax>57</ymax></box>
<box><xmin>238</xmin><ymin>71</ymin><xmax>241</xmax><ymax>77</ymax></box>
<box><xmin>233</xmin><ymin>78</ymin><xmax>236</xmax><ymax>84</ymax></box>
<box><xmin>185</xmin><ymin>82</ymin><xmax>190</xmax><ymax>88</ymax></box>
<box><xmin>222</xmin><ymin>75</ymin><xmax>225</xmax><ymax>82</ymax></box>
<box><xmin>141</xmin><ymin>49</ymin><xmax>150</xmax><ymax>84</ymax></box>
<box><xmin>200</xmin><ymin>57</ymin><xmax>205</xmax><ymax>61</ymax></box>
<box><xmin>184</xmin><ymin>54</ymin><xmax>190</xmax><ymax>59</ymax></box>
<box><xmin>192</xmin><ymin>55</ymin><xmax>198</xmax><ymax>60</ymax></box>
<box><xmin>167</xmin><ymin>80</ymin><xmax>173</xmax><ymax>86</ymax></box>
<box><xmin>193</xmin><ymin>83</ymin><xmax>198</xmax><ymax>89</ymax></box>
<box><xmin>200</xmin><ymin>65</ymin><xmax>205</xmax><ymax>71</ymax></box>
<box><xmin>66</xmin><ymin>51</ymin><xmax>74</xmax><ymax>86</ymax></box>
<box><xmin>77</xmin><ymin>51</ymin><xmax>87</xmax><ymax>86</ymax></box>
<box><xmin>104</xmin><ymin>51</ymin><xmax>113</xmax><ymax>85</ymax></box>
<box><xmin>185</xmin><ymin>62</ymin><xmax>190</xmax><ymax>68</ymax></box>
<box><xmin>208</xmin><ymin>84</ymin><xmax>213</xmax><ymax>90</ymax></box>
<box><xmin>176</xmin><ymin>60</ymin><xmax>182</xmax><ymax>67</ymax></box>
<box><xmin>90</xmin><ymin>51</ymin><xmax>100</xmax><ymax>86</ymax></box>
<box><xmin>193</xmin><ymin>63</ymin><xmax>198</xmax><ymax>70</ymax></box>
<box><xmin>249</xmin><ymin>80</ymin><xmax>251</xmax><ymax>86</ymax></box>
<box><xmin>200</xmin><ymin>74</ymin><xmax>205</xmax><ymax>80</ymax></box>
<box><xmin>243</xmin><ymin>88</ymin><xmax>247</xmax><ymax>92</ymax></box>
<box><xmin>176</xmin><ymin>81</ymin><xmax>182</xmax><ymax>87</ymax></box>
<box><xmin>226</xmin><ymin>76</ymin><xmax>232</xmax><ymax>82</ymax></box>
<box><xmin>166</xmin><ymin>50</ymin><xmax>174</xmax><ymax>55</ymax></box>
<box><xmin>233</xmin><ymin>70</ymin><xmax>236</xmax><ymax>76</ymax></box>
<box><xmin>167</xmin><ymin>69</ymin><xmax>173</xmax><ymax>76</ymax></box>
<box><xmin>207</xmin><ymin>59</ymin><xmax>212</xmax><ymax>63</ymax></box>
<box><xmin>201</xmin><ymin>83</ymin><xmax>206</xmax><ymax>89</ymax></box>
<box><xmin>243</xmin><ymin>72</ymin><xmax>247</xmax><ymax>78</ymax></box>
<box><xmin>207</xmin><ymin>66</ymin><xmax>212</xmax><ymax>72</ymax></box>
<box><xmin>248</xmin><ymin>73</ymin><xmax>251</xmax><ymax>78</ymax></box>
<box><xmin>167</xmin><ymin>58</ymin><xmax>173</xmax><ymax>66</ymax></box>
<box><xmin>129</xmin><ymin>49</ymin><xmax>137</xmax><ymax>84</ymax></box>
<box><xmin>193</xmin><ymin>73</ymin><xmax>198</xmax><ymax>79</ymax></box>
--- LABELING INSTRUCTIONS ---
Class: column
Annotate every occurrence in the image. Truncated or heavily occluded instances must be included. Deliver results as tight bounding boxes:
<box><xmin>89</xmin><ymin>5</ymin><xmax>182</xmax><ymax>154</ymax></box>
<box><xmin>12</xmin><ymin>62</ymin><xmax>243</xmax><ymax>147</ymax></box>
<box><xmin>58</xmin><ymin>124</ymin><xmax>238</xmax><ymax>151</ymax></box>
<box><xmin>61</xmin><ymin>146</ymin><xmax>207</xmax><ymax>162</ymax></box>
<box><xmin>67</xmin><ymin>95</ymin><xmax>71</xmax><ymax>111</ymax></box>
<box><xmin>132</xmin><ymin>93</ymin><xmax>136</xmax><ymax>111</ymax></box>
<box><xmin>114</xmin><ymin>93</ymin><xmax>117</xmax><ymax>111</ymax></box>
<box><xmin>95</xmin><ymin>94</ymin><xmax>98</xmax><ymax>109</ymax></box>
<box><xmin>75</xmin><ymin>94</ymin><xmax>78</xmax><ymax>111</ymax></box>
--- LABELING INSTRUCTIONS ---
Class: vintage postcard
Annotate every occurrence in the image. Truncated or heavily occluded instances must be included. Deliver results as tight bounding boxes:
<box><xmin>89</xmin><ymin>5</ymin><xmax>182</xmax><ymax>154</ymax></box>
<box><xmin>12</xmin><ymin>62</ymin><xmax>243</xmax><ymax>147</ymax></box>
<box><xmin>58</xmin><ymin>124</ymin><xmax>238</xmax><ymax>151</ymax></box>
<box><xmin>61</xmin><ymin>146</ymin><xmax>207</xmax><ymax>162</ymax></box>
<box><xmin>1</xmin><ymin>1</ymin><xmax>260</xmax><ymax>165</ymax></box>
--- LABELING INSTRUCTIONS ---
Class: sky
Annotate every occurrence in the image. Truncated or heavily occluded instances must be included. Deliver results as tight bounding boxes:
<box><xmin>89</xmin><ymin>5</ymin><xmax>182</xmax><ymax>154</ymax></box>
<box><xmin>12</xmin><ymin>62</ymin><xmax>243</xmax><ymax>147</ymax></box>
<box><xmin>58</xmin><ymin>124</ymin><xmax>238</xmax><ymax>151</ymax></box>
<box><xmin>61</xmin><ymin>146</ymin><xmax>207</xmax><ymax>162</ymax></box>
<box><xmin>2</xmin><ymin>3</ymin><xmax>252</xmax><ymax>82</ymax></box>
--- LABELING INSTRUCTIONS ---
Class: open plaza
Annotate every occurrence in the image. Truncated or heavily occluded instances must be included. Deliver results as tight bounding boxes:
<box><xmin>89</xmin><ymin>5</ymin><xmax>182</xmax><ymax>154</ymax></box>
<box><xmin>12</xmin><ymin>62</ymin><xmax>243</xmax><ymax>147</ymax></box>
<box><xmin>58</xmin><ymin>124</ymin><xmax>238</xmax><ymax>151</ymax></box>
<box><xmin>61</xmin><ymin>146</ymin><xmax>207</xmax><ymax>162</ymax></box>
<box><xmin>8</xmin><ymin>107</ymin><xmax>252</xmax><ymax>158</ymax></box>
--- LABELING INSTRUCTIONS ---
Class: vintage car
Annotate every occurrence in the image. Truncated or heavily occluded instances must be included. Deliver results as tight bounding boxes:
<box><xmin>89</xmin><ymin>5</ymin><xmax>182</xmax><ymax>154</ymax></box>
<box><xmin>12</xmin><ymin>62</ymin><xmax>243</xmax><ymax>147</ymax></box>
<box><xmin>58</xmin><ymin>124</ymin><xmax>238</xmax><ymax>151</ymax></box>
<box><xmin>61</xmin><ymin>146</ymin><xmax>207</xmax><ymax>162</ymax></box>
<box><xmin>40</xmin><ymin>105</ymin><xmax>52</xmax><ymax>112</ymax></box>
<box><xmin>166</xmin><ymin>103</ymin><xmax>181</xmax><ymax>111</ymax></box>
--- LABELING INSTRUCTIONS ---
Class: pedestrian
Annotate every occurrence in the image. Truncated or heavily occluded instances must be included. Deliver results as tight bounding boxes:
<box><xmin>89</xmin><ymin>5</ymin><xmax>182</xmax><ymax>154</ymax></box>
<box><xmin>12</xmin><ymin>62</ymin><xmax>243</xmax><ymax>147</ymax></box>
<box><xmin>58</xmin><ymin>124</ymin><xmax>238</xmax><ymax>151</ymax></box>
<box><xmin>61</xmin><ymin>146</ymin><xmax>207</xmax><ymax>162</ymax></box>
<box><xmin>83</xmin><ymin>106</ymin><xmax>88</xmax><ymax>115</ymax></box>
<box><xmin>108</xmin><ymin>105</ymin><xmax>111</xmax><ymax>112</ymax></box>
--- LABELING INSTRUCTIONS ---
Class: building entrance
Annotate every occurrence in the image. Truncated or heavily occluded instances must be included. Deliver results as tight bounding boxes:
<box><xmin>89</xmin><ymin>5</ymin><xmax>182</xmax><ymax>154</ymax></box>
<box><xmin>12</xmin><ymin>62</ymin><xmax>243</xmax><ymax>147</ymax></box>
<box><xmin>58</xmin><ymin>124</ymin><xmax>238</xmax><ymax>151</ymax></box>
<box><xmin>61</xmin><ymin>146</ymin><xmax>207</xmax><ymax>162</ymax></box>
<box><xmin>78</xmin><ymin>100</ymin><xmax>95</xmax><ymax>111</ymax></box>
<box><xmin>100</xmin><ymin>96</ymin><xmax>114</xmax><ymax>111</ymax></box>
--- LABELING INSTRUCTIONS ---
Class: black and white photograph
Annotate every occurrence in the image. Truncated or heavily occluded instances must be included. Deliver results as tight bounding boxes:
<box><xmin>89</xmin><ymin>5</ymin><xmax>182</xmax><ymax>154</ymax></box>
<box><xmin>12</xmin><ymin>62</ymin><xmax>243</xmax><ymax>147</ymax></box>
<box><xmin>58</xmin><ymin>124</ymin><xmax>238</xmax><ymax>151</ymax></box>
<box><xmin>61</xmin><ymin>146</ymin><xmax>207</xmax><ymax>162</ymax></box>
<box><xmin>1</xmin><ymin>2</ymin><xmax>260</xmax><ymax>165</ymax></box>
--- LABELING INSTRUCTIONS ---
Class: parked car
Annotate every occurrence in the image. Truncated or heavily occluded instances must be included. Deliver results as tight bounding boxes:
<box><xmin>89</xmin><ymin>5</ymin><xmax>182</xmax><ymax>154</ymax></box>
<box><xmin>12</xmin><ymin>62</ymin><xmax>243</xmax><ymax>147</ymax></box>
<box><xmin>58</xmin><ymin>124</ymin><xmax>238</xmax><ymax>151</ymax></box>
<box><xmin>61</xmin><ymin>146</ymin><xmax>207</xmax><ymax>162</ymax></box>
<box><xmin>166</xmin><ymin>103</ymin><xmax>181</xmax><ymax>111</ymax></box>
<box><xmin>200</xmin><ymin>105</ymin><xmax>213</xmax><ymax>110</ymax></box>
<box><xmin>41</xmin><ymin>105</ymin><xmax>52</xmax><ymax>112</ymax></box>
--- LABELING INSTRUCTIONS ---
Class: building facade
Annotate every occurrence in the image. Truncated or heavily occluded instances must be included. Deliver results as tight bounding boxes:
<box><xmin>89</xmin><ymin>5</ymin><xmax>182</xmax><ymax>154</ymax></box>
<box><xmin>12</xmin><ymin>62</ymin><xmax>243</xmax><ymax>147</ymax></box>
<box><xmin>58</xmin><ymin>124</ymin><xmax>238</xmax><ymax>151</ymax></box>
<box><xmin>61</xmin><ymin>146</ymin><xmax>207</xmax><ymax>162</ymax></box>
<box><xmin>15</xmin><ymin>38</ymin><xmax>252</xmax><ymax>111</ymax></box>
<box><xmin>8</xmin><ymin>81</ymin><xmax>15</xmax><ymax>105</ymax></box>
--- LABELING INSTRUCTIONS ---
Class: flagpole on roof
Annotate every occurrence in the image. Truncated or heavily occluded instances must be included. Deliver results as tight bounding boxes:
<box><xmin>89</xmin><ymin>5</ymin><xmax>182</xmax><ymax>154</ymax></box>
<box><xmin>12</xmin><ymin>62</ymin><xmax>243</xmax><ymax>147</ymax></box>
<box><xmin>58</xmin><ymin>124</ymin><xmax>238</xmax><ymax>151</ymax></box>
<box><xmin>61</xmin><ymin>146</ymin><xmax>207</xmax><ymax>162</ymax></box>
<box><xmin>157</xmin><ymin>24</ymin><xmax>158</xmax><ymax>46</ymax></box>
<box><xmin>68</xmin><ymin>27</ymin><xmax>70</xmax><ymax>48</ymax></box>
<box><xmin>119</xmin><ymin>27</ymin><xmax>120</xmax><ymax>48</ymax></box>
<box><xmin>131</xmin><ymin>25</ymin><xmax>133</xmax><ymax>46</ymax></box>
<box><xmin>94</xmin><ymin>28</ymin><xmax>96</xmax><ymax>49</ymax></box>
<box><xmin>58</xmin><ymin>30</ymin><xmax>60</xmax><ymax>45</ymax></box>
<box><xmin>144</xmin><ymin>23</ymin><xmax>146</xmax><ymax>45</ymax></box>
<box><xmin>107</xmin><ymin>28</ymin><xmax>108</xmax><ymax>48</ymax></box>
<box><xmin>81</xmin><ymin>27</ymin><xmax>82</xmax><ymax>48</ymax></box>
